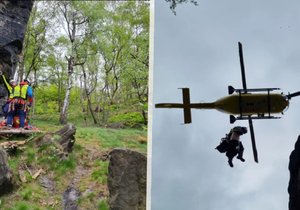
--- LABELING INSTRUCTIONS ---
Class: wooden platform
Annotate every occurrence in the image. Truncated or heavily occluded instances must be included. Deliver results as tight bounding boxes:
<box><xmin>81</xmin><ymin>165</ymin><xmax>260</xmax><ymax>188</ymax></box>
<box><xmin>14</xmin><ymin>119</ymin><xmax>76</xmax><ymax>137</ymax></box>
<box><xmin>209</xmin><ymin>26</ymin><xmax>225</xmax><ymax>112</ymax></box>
<box><xmin>0</xmin><ymin>128</ymin><xmax>42</xmax><ymax>135</ymax></box>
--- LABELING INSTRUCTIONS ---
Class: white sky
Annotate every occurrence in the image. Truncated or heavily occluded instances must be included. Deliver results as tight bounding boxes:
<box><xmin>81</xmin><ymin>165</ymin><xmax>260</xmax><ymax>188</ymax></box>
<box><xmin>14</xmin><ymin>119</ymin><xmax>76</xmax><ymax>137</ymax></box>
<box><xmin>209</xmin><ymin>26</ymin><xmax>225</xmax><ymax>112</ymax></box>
<box><xmin>151</xmin><ymin>0</ymin><xmax>300</xmax><ymax>209</ymax></box>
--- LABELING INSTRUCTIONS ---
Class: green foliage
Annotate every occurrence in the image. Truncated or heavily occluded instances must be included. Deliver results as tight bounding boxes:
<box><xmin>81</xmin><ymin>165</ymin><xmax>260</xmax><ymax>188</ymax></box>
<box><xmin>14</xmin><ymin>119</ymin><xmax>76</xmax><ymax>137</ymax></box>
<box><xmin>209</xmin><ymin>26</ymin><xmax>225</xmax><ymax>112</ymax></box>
<box><xmin>91</xmin><ymin>160</ymin><xmax>109</xmax><ymax>184</ymax></box>
<box><xmin>38</xmin><ymin>150</ymin><xmax>77</xmax><ymax>177</ymax></box>
<box><xmin>25</xmin><ymin>147</ymin><xmax>36</xmax><ymax>163</ymax></box>
<box><xmin>165</xmin><ymin>0</ymin><xmax>198</xmax><ymax>15</ymax></box>
<box><xmin>8</xmin><ymin>157</ymin><xmax>21</xmax><ymax>171</ymax></box>
<box><xmin>20</xmin><ymin>188</ymin><xmax>33</xmax><ymax>201</ymax></box>
<box><xmin>34</xmin><ymin>84</ymin><xmax>60</xmax><ymax>115</ymax></box>
<box><xmin>23</xmin><ymin>1</ymin><xmax>150</xmax><ymax>127</ymax></box>
<box><xmin>76</xmin><ymin>127</ymin><xmax>147</xmax><ymax>152</ymax></box>
<box><xmin>55</xmin><ymin>157</ymin><xmax>77</xmax><ymax>176</ymax></box>
<box><xmin>10</xmin><ymin>2</ymin><xmax>149</xmax><ymax>208</ymax></box>
<box><xmin>3</xmin><ymin>124</ymin><xmax>146</xmax><ymax>209</ymax></box>
<box><xmin>98</xmin><ymin>200</ymin><xmax>109</xmax><ymax>210</ymax></box>
<box><xmin>109</xmin><ymin>112</ymin><xmax>144</xmax><ymax>128</ymax></box>
<box><xmin>9</xmin><ymin>201</ymin><xmax>41</xmax><ymax>210</ymax></box>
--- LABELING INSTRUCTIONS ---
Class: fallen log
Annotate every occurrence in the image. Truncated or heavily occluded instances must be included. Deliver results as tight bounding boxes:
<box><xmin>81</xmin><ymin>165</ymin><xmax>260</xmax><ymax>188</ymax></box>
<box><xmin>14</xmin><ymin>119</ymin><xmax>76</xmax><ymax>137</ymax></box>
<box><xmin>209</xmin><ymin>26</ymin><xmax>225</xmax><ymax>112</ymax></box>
<box><xmin>35</xmin><ymin>124</ymin><xmax>76</xmax><ymax>156</ymax></box>
<box><xmin>0</xmin><ymin>129</ymin><xmax>42</xmax><ymax>135</ymax></box>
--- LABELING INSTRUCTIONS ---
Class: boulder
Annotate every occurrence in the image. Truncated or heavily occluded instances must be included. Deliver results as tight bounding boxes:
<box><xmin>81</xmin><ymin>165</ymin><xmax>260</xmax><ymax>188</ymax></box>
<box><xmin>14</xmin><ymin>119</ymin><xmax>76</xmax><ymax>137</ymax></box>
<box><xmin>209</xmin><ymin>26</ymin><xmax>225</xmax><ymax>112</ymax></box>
<box><xmin>108</xmin><ymin>148</ymin><xmax>146</xmax><ymax>210</ymax></box>
<box><xmin>0</xmin><ymin>148</ymin><xmax>13</xmax><ymax>195</ymax></box>
<box><xmin>288</xmin><ymin>135</ymin><xmax>300</xmax><ymax>210</ymax></box>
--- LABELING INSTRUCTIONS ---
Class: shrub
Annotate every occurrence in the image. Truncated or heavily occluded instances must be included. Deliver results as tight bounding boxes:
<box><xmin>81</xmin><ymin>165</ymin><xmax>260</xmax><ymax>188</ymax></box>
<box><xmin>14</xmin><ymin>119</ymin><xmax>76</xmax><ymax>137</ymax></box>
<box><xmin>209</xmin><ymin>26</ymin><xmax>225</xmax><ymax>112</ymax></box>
<box><xmin>109</xmin><ymin>112</ymin><xmax>144</xmax><ymax>128</ymax></box>
<box><xmin>98</xmin><ymin>200</ymin><xmax>109</xmax><ymax>210</ymax></box>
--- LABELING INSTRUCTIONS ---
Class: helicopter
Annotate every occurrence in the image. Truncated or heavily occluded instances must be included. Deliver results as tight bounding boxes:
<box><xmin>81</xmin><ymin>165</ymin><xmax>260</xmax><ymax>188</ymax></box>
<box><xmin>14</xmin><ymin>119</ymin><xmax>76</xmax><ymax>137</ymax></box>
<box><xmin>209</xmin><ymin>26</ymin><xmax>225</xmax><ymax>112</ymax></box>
<box><xmin>155</xmin><ymin>42</ymin><xmax>300</xmax><ymax>163</ymax></box>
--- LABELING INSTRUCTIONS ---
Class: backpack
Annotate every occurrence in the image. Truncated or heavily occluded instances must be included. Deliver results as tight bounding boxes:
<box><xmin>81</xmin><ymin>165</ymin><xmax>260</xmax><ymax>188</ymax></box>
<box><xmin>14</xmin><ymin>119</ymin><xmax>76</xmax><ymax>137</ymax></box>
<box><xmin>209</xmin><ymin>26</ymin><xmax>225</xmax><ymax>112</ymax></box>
<box><xmin>215</xmin><ymin>133</ymin><xmax>231</xmax><ymax>153</ymax></box>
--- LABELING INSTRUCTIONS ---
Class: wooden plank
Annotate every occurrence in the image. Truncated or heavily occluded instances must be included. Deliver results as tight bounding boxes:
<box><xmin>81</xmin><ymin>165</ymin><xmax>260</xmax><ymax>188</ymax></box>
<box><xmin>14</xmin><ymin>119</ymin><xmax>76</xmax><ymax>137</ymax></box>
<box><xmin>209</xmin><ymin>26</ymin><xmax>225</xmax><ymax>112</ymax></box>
<box><xmin>0</xmin><ymin>129</ymin><xmax>42</xmax><ymax>135</ymax></box>
<box><xmin>0</xmin><ymin>140</ymin><xmax>26</xmax><ymax>146</ymax></box>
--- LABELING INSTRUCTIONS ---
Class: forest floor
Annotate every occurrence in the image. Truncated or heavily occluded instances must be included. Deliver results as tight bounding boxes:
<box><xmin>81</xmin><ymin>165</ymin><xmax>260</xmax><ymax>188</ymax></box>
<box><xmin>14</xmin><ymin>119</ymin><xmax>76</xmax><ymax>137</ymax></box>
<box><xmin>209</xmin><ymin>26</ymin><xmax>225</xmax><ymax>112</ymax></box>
<box><xmin>0</xmin><ymin>119</ymin><xmax>147</xmax><ymax>210</ymax></box>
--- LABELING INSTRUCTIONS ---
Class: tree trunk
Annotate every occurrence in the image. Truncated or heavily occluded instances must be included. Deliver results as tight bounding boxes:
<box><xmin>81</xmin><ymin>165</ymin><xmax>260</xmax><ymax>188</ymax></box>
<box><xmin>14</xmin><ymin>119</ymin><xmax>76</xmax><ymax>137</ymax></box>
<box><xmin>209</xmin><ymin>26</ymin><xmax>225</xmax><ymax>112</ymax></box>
<box><xmin>58</xmin><ymin>75</ymin><xmax>63</xmax><ymax>113</ymax></box>
<box><xmin>81</xmin><ymin>65</ymin><xmax>98</xmax><ymax>124</ymax></box>
<box><xmin>141</xmin><ymin>110</ymin><xmax>147</xmax><ymax>125</ymax></box>
<box><xmin>18</xmin><ymin>52</ymin><xmax>24</xmax><ymax>82</ymax></box>
<box><xmin>58</xmin><ymin>1</ymin><xmax>87</xmax><ymax>124</ymax></box>
<box><xmin>59</xmin><ymin>56</ymin><xmax>74</xmax><ymax>124</ymax></box>
<box><xmin>87</xmin><ymin>94</ymin><xmax>97</xmax><ymax>124</ymax></box>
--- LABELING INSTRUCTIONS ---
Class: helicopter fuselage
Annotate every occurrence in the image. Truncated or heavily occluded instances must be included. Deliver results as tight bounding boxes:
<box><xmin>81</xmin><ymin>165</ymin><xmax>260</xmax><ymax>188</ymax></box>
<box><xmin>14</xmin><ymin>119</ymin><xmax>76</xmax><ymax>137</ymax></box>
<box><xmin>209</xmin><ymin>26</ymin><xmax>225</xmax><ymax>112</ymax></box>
<box><xmin>206</xmin><ymin>93</ymin><xmax>289</xmax><ymax>116</ymax></box>
<box><xmin>156</xmin><ymin>92</ymin><xmax>289</xmax><ymax>117</ymax></box>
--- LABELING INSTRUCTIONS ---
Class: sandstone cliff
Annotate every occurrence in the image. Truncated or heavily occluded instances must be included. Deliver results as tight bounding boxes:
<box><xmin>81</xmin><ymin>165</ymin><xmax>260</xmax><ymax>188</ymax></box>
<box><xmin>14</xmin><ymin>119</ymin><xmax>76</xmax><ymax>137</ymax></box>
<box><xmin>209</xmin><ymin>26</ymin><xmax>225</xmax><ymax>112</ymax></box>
<box><xmin>0</xmin><ymin>0</ymin><xmax>33</xmax><ymax>110</ymax></box>
<box><xmin>288</xmin><ymin>135</ymin><xmax>300</xmax><ymax>210</ymax></box>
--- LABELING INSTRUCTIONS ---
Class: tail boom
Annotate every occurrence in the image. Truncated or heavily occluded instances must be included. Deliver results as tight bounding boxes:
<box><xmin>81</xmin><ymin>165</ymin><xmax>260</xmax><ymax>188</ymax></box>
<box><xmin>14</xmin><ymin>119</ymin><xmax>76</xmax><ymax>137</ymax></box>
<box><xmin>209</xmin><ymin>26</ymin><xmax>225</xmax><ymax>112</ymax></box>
<box><xmin>155</xmin><ymin>103</ymin><xmax>184</xmax><ymax>108</ymax></box>
<box><xmin>155</xmin><ymin>88</ymin><xmax>216</xmax><ymax>124</ymax></box>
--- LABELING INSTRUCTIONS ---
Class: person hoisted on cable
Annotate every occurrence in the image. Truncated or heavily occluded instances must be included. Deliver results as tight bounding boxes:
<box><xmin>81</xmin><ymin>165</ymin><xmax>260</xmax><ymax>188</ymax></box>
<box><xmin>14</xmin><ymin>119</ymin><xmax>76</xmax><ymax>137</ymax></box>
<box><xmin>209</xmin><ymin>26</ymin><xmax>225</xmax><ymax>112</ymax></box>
<box><xmin>215</xmin><ymin>126</ymin><xmax>247</xmax><ymax>167</ymax></box>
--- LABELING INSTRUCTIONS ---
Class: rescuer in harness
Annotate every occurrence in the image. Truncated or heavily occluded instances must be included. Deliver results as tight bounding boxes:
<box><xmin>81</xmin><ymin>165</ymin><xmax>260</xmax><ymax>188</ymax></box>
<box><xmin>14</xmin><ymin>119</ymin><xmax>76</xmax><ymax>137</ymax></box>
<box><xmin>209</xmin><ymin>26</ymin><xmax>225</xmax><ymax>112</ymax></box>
<box><xmin>6</xmin><ymin>79</ymin><xmax>33</xmax><ymax>129</ymax></box>
<box><xmin>0</xmin><ymin>71</ymin><xmax>17</xmax><ymax>117</ymax></box>
<box><xmin>215</xmin><ymin>126</ymin><xmax>247</xmax><ymax>167</ymax></box>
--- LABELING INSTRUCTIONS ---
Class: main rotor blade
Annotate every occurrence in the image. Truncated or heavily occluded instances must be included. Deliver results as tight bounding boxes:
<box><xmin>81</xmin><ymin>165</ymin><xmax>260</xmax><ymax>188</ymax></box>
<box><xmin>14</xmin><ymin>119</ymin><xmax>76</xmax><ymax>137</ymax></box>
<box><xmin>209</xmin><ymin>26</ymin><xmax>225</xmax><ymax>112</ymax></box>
<box><xmin>238</xmin><ymin>42</ymin><xmax>248</xmax><ymax>92</ymax></box>
<box><xmin>287</xmin><ymin>91</ymin><xmax>300</xmax><ymax>100</ymax></box>
<box><xmin>248</xmin><ymin>117</ymin><xmax>258</xmax><ymax>163</ymax></box>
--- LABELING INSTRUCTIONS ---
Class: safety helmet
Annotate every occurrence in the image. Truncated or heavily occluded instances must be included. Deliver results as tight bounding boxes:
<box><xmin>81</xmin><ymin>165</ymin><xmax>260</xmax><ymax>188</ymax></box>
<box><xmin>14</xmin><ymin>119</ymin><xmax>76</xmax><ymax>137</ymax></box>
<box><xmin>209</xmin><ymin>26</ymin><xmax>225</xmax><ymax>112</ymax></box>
<box><xmin>23</xmin><ymin>79</ymin><xmax>31</xmax><ymax>85</ymax></box>
<box><xmin>9</xmin><ymin>79</ymin><xmax>16</xmax><ymax>84</ymax></box>
<box><xmin>232</xmin><ymin>126</ymin><xmax>247</xmax><ymax>135</ymax></box>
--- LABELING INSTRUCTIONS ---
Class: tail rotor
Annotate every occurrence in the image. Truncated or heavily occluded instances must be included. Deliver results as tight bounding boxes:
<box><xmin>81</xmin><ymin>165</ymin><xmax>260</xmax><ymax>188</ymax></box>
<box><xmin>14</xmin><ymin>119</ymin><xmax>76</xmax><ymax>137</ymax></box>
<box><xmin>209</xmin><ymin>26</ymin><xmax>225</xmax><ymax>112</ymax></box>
<box><xmin>181</xmin><ymin>88</ymin><xmax>192</xmax><ymax>124</ymax></box>
<box><xmin>155</xmin><ymin>88</ymin><xmax>192</xmax><ymax>124</ymax></box>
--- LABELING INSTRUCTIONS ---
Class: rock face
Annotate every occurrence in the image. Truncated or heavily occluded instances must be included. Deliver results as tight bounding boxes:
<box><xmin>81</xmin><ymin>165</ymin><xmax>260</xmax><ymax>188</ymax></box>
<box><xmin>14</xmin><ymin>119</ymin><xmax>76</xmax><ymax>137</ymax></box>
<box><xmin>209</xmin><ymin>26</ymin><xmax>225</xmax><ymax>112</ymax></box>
<box><xmin>0</xmin><ymin>148</ymin><xmax>13</xmax><ymax>195</ymax></box>
<box><xmin>0</xmin><ymin>0</ymin><xmax>33</xmax><ymax>111</ymax></box>
<box><xmin>108</xmin><ymin>149</ymin><xmax>147</xmax><ymax>210</ymax></box>
<box><xmin>288</xmin><ymin>135</ymin><xmax>300</xmax><ymax>210</ymax></box>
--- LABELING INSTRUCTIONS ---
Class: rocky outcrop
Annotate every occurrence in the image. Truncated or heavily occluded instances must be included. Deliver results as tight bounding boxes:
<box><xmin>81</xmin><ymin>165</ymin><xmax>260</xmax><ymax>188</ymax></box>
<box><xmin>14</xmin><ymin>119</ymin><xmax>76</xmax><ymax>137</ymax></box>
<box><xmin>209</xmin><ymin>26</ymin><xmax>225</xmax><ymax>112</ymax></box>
<box><xmin>0</xmin><ymin>0</ymin><xmax>34</xmax><ymax>112</ymax></box>
<box><xmin>108</xmin><ymin>149</ymin><xmax>146</xmax><ymax>210</ymax></box>
<box><xmin>288</xmin><ymin>135</ymin><xmax>300</xmax><ymax>210</ymax></box>
<box><xmin>0</xmin><ymin>148</ymin><xmax>13</xmax><ymax>195</ymax></box>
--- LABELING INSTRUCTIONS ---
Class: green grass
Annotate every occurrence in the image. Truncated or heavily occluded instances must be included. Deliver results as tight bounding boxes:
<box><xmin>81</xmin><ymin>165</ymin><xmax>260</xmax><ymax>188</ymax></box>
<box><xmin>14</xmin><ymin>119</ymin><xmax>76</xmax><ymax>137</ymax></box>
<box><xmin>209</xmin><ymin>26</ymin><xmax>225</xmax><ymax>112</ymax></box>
<box><xmin>20</xmin><ymin>188</ymin><xmax>33</xmax><ymax>201</ymax></box>
<box><xmin>8</xmin><ymin>157</ymin><xmax>21</xmax><ymax>171</ymax></box>
<box><xmin>91</xmin><ymin>161</ymin><xmax>109</xmax><ymax>184</ymax></box>
<box><xmin>30</xmin><ymin>117</ymin><xmax>62</xmax><ymax>132</ymax></box>
<box><xmin>98</xmin><ymin>200</ymin><xmax>109</xmax><ymax>210</ymax></box>
<box><xmin>76</xmin><ymin>127</ymin><xmax>147</xmax><ymax>153</ymax></box>
<box><xmin>8</xmin><ymin>201</ymin><xmax>42</xmax><ymax>210</ymax></box>
<box><xmin>25</xmin><ymin>147</ymin><xmax>36</xmax><ymax>163</ymax></box>
<box><xmin>2</xmin><ymin>122</ymin><xmax>147</xmax><ymax>210</ymax></box>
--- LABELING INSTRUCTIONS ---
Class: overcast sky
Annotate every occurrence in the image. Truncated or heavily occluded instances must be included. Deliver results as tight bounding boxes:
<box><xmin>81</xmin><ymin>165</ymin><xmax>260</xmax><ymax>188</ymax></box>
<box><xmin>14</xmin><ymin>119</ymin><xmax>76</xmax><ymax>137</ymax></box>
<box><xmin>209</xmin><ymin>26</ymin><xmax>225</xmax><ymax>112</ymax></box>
<box><xmin>151</xmin><ymin>0</ymin><xmax>300</xmax><ymax>210</ymax></box>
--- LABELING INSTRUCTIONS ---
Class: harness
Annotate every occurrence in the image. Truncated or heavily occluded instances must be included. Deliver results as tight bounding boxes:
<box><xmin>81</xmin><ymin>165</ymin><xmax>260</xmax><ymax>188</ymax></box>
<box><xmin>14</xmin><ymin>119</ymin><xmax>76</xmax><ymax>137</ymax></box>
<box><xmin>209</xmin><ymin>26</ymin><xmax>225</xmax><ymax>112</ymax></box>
<box><xmin>13</xmin><ymin>84</ymin><xmax>29</xmax><ymax>100</ymax></box>
<box><xmin>8</xmin><ymin>84</ymin><xmax>29</xmax><ymax>111</ymax></box>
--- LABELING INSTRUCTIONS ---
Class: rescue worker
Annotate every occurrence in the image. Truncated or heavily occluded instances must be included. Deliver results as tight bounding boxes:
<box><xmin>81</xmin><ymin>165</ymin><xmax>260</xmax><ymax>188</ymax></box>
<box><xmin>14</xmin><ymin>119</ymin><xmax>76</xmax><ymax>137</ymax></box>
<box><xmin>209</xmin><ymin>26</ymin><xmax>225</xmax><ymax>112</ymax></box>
<box><xmin>22</xmin><ymin>79</ymin><xmax>33</xmax><ymax>128</ymax></box>
<box><xmin>6</xmin><ymin>79</ymin><xmax>33</xmax><ymax>129</ymax></box>
<box><xmin>215</xmin><ymin>126</ymin><xmax>247</xmax><ymax>167</ymax></box>
<box><xmin>0</xmin><ymin>70</ymin><xmax>17</xmax><ymax>117</ymax></box>
<box><xmin>226</xmin><ymin>126</ymin><xmax>247</xmax><ymax>167</ymax></box>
